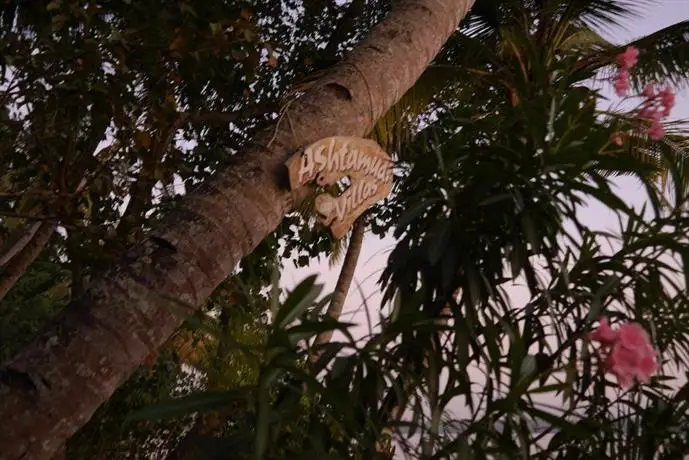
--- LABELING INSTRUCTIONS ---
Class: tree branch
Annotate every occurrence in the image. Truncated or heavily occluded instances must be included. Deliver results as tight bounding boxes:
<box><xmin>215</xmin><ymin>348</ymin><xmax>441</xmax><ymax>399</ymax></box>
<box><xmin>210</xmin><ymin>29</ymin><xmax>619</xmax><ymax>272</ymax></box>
<box><xmin>179</xmin><ymin>103</ymin><xmax>279</xmax><ymax>126</ymax></box>
<box><xmin>0</xmin><ymin>222</ymin><xmax>43</xmax><ymax>269</ymax></box>
<box><xmin>0</xmin><ymin>222</ymin><xmax>55</xmax><ymax>302</ymax></box>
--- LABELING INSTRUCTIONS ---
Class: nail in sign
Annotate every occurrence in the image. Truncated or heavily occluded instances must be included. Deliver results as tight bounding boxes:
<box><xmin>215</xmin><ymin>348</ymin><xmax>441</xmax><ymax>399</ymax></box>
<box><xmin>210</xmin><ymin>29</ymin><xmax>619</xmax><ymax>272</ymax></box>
<box><xmin>285</xmin><ymin>136</ymin><xmax>393</xmax><ymax>239</ymax></box>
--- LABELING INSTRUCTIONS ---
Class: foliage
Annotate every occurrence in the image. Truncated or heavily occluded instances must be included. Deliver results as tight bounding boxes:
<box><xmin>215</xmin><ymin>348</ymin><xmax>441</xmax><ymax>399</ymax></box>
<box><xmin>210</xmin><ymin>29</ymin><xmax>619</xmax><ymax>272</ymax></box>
<box><xmin>67</xmin><ymin>349</ymin><xmax>198</xmax><ymax>460</ymax></box>
<box><xmin>0</xmin><ymin>250</ymin><xmax>70</xmax><ymax>361</ymax></box>
<box><xmin>129</xmin><ymin>3</ymin><xmax>689</xmax><ymax>459</ymax></box>
<box><xmin>3</xmin><ymin>0</ymin><xmax>689</xmax><ymax>459</ymax></box>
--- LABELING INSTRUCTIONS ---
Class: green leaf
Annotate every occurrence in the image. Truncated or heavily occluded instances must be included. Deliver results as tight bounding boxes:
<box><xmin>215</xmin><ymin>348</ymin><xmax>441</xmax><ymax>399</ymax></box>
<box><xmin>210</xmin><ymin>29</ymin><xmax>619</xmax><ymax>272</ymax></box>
<box><xmin>274</xmin><ymin>275</ymin><xmax>322</xmax><ymax>329</ymax></box>
<box><xmin>395</xmin><ymin>197</ymin><xmax>442</xmax><ymax>234</ymax></box>
<box><xmin>269</xmin><ymin>259</ymin><xmax>280</xmax><ymax>319</ymax></box>
<box><xmin>311</xmin><ymin>342</ymin><xmax>347</xmax><ymax>374</ymax></box>
<box><xmin>528</xmin><ymin>382</ymin><xmax>572</xmax><ymax>394</ymax></box>
<box><xmin>286</xmin><ymin>320</ymin><xmax>355</xmax><ymax>347</ymax></box>
<box><xmin>126</xmin><ymin>389</ymin><xmax>250</xmax><ymax>422</ymax></box>
<box><xmin>428</xmin><ymin>221</ymin><xmax>451</xmax><ymax>265</ymax></box>
<box><xmin>255</xmin><ymin>392</ymin><xmax>271</xmax><ymax>460</ymax></box>
<box><xmin>525</xmin><ymin>406</ymin><xmax>590</xmax><ymax>440</ymax></box>
<box><xmin>588</xmin><ymin>275</ymin><xmax>621</xmax><ymax>321</ymax></box>
<box><xmin>509</xmin><ymin>244</ymin><xmax>525</xmax><ymax>279</ymax></box>
<box><xmin>518</xmin><ymin>354</ymin><xmax>537</xmax><ymax>385</ymax></box>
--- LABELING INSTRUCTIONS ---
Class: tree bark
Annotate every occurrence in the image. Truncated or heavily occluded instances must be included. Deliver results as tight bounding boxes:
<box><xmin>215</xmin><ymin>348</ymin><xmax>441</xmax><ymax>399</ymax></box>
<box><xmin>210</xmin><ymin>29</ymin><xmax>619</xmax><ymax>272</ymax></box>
<box><xmin>0</xmin><ymin>1</ymin><xmax>475</xmax><ymax>458</ymax></box>
<box><xmin>310</xmin><ymin>216</ymin><xmax>366</xmax><ymax>362</ymax></box>
<box><xmin>0</xmin><ymin>221</ymin><xmax>42</xmax><ymax>269</ymax></box>
<box><xmin>0</xmin><ymin>222</ymin><xmax>55</xmax><ymax>302</ymax></box>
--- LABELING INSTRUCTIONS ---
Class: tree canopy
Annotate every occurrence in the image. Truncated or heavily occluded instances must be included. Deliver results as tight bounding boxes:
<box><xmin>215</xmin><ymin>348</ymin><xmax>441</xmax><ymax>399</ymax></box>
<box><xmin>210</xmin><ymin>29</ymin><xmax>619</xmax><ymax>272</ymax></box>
<box><xmin>2</xmin><ymin>1</ymin><xmax>689</xmax><ymax>459</ymax></box>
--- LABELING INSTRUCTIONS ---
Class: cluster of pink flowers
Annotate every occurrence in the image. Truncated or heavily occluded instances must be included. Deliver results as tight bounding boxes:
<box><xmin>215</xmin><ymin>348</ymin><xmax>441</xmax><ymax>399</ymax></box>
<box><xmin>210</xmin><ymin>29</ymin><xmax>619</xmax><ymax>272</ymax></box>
<box><xmin>611</xmin><ymin>46</ymin><xmax>675</xmax><ymax>142</ymax></box>
<box><xmin>589</xmin><ymin>317</ymin><xmax>658</xmax><ymax>389</ymax></box>
<box><xmin>637</xmin><ymin>84</ymin><xmax>675</xmax><ymax>139</ymax></box>
<box><xmin>612</xmin><ymin>46</ymin><xmax>639</xmax><ymax>96</ymax></box>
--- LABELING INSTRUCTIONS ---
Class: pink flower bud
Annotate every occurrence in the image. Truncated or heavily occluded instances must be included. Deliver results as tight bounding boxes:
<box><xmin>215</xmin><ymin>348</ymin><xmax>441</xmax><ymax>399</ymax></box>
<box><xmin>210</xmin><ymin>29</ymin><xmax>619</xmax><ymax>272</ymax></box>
<box><xmin>613</xmin><ymin>71</ymin><xmax>631</xmax><ymax>96</ymax></box>
<box><xmin>610</xmin><ymin>133</ymin><xmax>624</xmax><ymax>146</ymax></box>
<box><xmin>659</xmin><ymin>87</ymin><xmax>675</xmax><ymax>110</ymax></box>
<box><xmin>648</xmin><ymin>121</ymin><xmax>665</xmax><ymax>140</ymax></box>
<box><xmin>616</xmin><ymin>46</ymin><xmax>639</xmax><ymax>69</ymax></box>
<box><xmin>590</xmin><ymin>317</ymin><xmax>619</xmax><ymax>345</ymax></box>
<box><xmin>638</xmin><ymin>107</ymin><xmax>652</xmax><ymax>120</ymax></box>
<box><xmin>641</xmin><ymin>83</ymin><xmax>655</xmax><ymax>98</ymax></box>
<box><xmin>649</xmin><ymin>109</ymin><xmax>664</xmax><ymax>122</ymax></box>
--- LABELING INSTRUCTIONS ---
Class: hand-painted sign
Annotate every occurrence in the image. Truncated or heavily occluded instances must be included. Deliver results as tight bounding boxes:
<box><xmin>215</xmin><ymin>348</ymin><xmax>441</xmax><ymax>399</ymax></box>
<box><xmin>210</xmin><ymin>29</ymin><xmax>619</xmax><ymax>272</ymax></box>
<box><xmin>285</xmin><ymin>136</ymin><xmax>393</xmax><ymax>239</ymax></box>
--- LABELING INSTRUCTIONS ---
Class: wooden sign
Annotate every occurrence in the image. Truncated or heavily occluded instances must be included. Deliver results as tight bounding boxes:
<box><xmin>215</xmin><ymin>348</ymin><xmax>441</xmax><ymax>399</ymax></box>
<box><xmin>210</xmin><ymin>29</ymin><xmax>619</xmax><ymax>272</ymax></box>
<box><xmin>285</xmin><ymin>136</ymin><xmax>393</xmax><ymax>239</ymax></box>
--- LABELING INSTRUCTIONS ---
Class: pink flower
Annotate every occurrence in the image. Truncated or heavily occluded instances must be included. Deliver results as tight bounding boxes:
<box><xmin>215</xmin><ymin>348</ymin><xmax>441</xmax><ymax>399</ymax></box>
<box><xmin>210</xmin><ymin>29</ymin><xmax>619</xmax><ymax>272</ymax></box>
<box><xmin>608</xmin><ymin>343</ymin><xmax>638</xmax><ymax>388</ymax></box>
<box><xmin>619</xmin><ymin>323</ymin><xmax>652</xmax><ymax>349</ymax></box>
<box><xmin>590</xmin><ymin>317</ymin><xmax>619</xmax><ymax>344</ymax></box>
<box><xmin>609</xmin><ymin>324</ymin><xmax>658</xmax><ymax>388</ymax></box>
<box><xmin>638</xmin><ymin>107</ymin><xmax>652</xmax><ymax>120</ymax></box>
<box><xmin>610</xmin><ymin>132</ymin><xmax>624</xmax><ymax>146</ymax></box>
<box><xmin>647</xmin><ymin>121</ymin><xmax>665</xmax><ymax>140</ymax></box>
<box><xmin>589</xmin><ymin>318</ymin><xmax>658</xmax><ymax>389</ymax></box>
<box><xmin>638</xmin><ymin>354</ymin><xmax>658</xmax><ymax>380</ymax></box>
<box><xmin>616</xmin><ymin>46</ymin><xmax>639</xmax><ymax>69</ymax></box>
<box><xmin>613</xmin><ymin>70</ymin><xmax>631</xmax><ymax>96</ymax></box>
<box><xmin>641</xmin><ymin>83</ymin><xmax>656</xmax><ymax>98</ymax></box>
<box><xmin>649</xmin><ymin>108</ymin><xmax>664</xmax><ymax>122</ymax></box>
<box><xmin>608</xmin><ymin>49</ymin><xmax>674</xmax><ymax>141</ymax></box>
<box><xmin>659</xmin><ymin>86</ymin><xmax>675</xmax><ymax>111</ymax></box>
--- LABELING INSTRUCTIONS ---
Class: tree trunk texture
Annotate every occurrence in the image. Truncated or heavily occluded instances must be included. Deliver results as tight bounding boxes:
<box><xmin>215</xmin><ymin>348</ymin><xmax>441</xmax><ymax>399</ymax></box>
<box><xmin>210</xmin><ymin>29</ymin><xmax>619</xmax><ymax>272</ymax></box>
<box><xmin>0</xmin><ymin>221</ymin><xmax>42</xmax><ymax>269</ymax></box>
<box><xmin>0</xmin><ymin>222</ymin><xmax>55</xmax><ymax>302</ymax></box>
<box><xmin>310</xmin><ymin>216</ymin><xmax>366</xmax><ymax>362</ymax></box>
<box><xmin>0</xmin><ymin>1</ymin><xmax>475</xmax><ymax>458</ymax></box>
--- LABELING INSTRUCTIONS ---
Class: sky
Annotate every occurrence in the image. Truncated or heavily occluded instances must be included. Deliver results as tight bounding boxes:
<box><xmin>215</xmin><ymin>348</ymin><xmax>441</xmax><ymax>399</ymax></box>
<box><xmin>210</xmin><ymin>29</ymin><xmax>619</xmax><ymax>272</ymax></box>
<box><xmin>278</xmin><ymin>0</ymin><xmax>689</xmax><ymax>447</ymax></box>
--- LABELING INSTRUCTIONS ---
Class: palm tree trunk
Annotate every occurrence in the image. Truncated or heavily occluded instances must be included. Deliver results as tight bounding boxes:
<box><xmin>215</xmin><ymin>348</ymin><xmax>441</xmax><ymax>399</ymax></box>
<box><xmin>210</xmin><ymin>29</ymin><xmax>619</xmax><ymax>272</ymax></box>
<box><xmin>0</xmin><ymin>222</ymin><xmax>54</xmax><ymax>302</ymax></box>
<box><xmin>0</xmin><ymin>1</ymin><xmax>475</xmax><ymax>458</ymax></box>
<box><xmin>310</xmin><ymin>217</ymin><xmax>366</xmax><ymax>362</ymax></box>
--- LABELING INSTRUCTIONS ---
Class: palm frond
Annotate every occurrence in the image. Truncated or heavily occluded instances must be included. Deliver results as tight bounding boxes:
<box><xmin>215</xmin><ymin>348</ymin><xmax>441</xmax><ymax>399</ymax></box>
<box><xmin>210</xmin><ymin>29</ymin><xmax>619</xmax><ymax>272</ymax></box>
<box><xmin>557</xmin><ymin>25</ymin><xmax>610</xmax><ymax>53</ymax></box>
<box><xmin>653</xmin><ymin>134</ymin><xmax>689</xmax><ymax>202</ymax></box>
<box><xmin>626</xmin><ymin>20</ymin><xmax>689</xmax><ymax>89</ymax></box>
<box><xmin>461</xmin><ymin>0</ymin><xmax>515</xmax><ymax>39</ymax></box>
<box><xmin>371</xmin><ymin>64</ymin><xmax>470</xmax><ymax>152</ymax></box>
<box><xmin>559</xmin><ymin>0</ymin><xmax>648</xmax><ymax>30</ymax></box>
<box><xmin>602</xmin><ymin>114</ymin><xmax>689</xmax><ymax>200</ymax></box>
<box><xmin>464</xmin><ymin>0</ymin><xmax>648</xmax><ymax>39</ymax></box>
<box><xmin>328</xmin><ymin>232</ymin><xmax>347</xmax><ymax>267</ymax></box>
<box><xmin>578</xmin><ymin>21</ymin><xmax>689</xmax><ymax>90</ymax></box>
